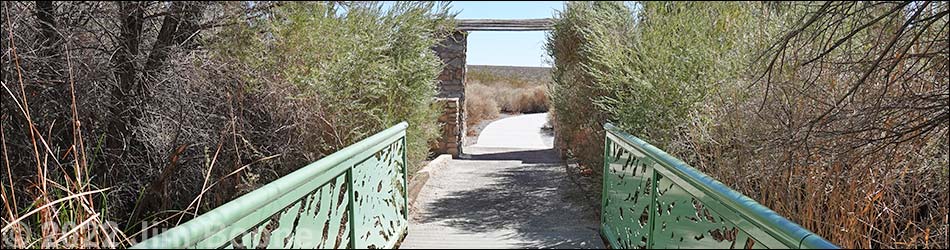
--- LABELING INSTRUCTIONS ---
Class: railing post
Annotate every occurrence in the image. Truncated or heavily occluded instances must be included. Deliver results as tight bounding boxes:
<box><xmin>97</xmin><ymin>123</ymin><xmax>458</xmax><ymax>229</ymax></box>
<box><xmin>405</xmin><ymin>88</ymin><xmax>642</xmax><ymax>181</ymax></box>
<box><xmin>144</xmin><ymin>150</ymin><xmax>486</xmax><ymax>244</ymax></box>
<box><xmin>647</xmin><ymin>161</ymin><xmax>658</xmax><ymax>249</ymax></box>
<box><xmin>347</xmin><ymin>169</ymin><xmax>357</xmax><ymax>249</ymax></box>
<box><xmin>402</xmin><ymin>136</ymin><xmax>409</xmax><ymax>221</ymax></box>
<box><xmin>600</xmin><ymin>133</ymin><xmax>609</xmax><ymax>228</ymax></box>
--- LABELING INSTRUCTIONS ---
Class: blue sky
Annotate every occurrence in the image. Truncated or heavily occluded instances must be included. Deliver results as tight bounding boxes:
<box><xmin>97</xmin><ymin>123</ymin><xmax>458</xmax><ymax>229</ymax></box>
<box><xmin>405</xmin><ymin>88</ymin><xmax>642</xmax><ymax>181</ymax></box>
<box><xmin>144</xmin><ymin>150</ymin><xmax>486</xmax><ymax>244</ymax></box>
<box><xmin>449</xmin><ymin>1</ymin><xmax>564</xmax><ymax>67</ymax></box>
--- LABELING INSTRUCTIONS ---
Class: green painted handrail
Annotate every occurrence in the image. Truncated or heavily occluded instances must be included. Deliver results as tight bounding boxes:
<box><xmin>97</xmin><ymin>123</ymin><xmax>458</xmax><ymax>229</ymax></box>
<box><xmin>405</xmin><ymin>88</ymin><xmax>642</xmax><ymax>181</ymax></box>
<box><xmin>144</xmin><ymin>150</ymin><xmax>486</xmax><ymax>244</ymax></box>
<box><xmin>132</xmin><ymin>122</ymin><xmax>410</xmax><ymax>249</ymax></box>
<box><xmin>601</xmin><ymin>123</ymin><xmax>837</xmax><ymax>249</ymax></box>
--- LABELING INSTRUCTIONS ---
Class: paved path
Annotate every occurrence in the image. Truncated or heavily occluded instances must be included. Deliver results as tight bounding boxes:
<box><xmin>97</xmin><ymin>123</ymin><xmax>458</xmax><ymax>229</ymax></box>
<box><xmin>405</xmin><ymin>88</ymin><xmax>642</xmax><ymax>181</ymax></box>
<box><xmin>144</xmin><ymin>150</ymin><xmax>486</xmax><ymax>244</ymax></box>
<box><xmin>401</xmin><ymin>113</ymin><xmax>603</xmax><ymax>249</ymax></box>
<box><xmin>473</xmin><ymin>113</ymin><xmax>553</xmax><ymax>149</ymax></box>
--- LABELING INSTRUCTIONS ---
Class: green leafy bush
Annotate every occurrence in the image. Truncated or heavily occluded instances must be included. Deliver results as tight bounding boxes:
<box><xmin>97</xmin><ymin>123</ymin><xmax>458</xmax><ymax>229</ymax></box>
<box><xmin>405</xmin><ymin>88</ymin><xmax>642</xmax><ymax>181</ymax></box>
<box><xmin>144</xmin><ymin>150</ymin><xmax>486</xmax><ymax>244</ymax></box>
<box><xmin>547</xmin><ymin>1</ymin><xmax>948</xmax><ymax>248</ymax></box>
<box><xmin>546</xmin><ymin>1</ymin><xmax>631</xmax><ymax>172</ymax></box>
<box><xmin>547</xmin><ymin>1</ymin><xmax>760</xmax><ymax>174</ymax></box>
<box><xmin>216</xmin><ymin>1</ymin><xmax>452</xmax><ymax>175</ymax></box>
<box><xmin>1</xmin><ymin>1</ymin><xmax>453</xmax><ymax>247</ymax></box>
<box><xmin>547</xmin><ymin>0</ymin><xmax>756</xmax><ymax>233</ymax></box>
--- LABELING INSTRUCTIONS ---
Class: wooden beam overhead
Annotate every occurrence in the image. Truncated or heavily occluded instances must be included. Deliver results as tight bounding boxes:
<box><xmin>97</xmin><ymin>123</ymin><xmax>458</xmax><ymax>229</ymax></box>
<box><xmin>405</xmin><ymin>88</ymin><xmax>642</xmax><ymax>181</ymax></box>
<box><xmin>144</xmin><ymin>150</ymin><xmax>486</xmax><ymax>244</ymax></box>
<box><xmin>455</xmin><ymin>18</ymin><xmax>554</xmax><ymax>31</ymax></box>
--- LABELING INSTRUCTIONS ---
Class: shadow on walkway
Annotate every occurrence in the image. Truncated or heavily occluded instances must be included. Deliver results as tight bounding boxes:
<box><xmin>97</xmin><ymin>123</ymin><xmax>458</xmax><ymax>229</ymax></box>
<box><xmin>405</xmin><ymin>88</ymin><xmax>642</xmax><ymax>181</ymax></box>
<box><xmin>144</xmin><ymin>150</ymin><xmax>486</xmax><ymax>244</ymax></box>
<box><xmin>463</xmin><ymin>148</ymin><xmax>563</xmax><ymax>164</ymax></box>
<box><xmin>416</xmin><ymin>148</ymin><xmax>601</xmax><ymax>249</ymax></box>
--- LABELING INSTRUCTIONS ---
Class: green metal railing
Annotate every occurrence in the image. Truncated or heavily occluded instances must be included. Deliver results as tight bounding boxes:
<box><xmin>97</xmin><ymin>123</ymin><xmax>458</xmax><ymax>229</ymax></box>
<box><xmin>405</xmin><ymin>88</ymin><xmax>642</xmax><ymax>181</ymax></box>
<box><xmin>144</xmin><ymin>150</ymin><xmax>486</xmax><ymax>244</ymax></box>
<box><xmin>601</xmin><ymin>123</ymin><xmax>837</xmax><ymax>249</ymax></box>
<box><xmin>133</xmin><ymin>122</ymin><xmax>410</xmax><ymax>249</ymax></box>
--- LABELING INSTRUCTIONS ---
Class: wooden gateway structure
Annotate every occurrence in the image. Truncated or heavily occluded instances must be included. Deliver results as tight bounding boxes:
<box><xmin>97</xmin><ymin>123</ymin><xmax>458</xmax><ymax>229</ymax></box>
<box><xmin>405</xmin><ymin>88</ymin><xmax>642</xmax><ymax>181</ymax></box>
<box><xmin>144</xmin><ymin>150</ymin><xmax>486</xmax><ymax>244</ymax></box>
<box><xmin>430</xmin><ymin>19</ymin><xmax>554</xmax><ymax>157</ymax></box>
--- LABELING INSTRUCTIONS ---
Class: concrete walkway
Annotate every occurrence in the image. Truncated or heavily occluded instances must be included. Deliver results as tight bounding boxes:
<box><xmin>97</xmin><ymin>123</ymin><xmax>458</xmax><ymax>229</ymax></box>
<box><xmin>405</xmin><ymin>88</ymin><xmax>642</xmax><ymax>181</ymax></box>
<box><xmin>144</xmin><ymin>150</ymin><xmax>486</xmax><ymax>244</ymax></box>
<box><xmin>473</xmin><ymin>113</ymin><xmax>553</xmax><ymax>149</ymax></box>
<box><xmin>401</xmin><ymin>113</ymin><xmax>603</xmax><ymax>249</ymax></box>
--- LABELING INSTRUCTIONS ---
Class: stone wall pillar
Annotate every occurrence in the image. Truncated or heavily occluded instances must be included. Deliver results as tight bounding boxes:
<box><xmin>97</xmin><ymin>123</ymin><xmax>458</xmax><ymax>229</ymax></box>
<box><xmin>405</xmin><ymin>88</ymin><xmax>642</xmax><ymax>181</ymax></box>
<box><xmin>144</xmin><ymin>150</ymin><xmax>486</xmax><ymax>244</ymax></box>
<box><xmin>432</xmin><ymin>98</ymin><xmax>460</xmax><ymax>156</ymax></box>
<box><xmin>431</xmin><ymin>31</ymin><xmax>467</xmax><ymax>157</ymax></box>
<box><xmin>434</xmin><ymin>31</ymin><xmax>467</xmax><ymax>98</ymax></box>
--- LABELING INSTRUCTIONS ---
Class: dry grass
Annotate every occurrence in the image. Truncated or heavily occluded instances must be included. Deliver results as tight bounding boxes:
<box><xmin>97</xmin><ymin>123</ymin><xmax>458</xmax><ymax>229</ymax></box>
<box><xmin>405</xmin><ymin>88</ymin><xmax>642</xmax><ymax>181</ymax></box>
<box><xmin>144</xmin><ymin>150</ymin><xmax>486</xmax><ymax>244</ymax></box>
<box><xmin>464</xmin><ymin>65</ymin><xmax>551</xmax><ymax>132</ymax></box>
<box><xmin>511</xmin><ymin>86</ymin><xmax>549</xmax><ymax>114</ymax></box>
<box><xmin>1</xmin><ymin>15</ymin><xmax>124</xmax><ymax>247</ymax></box>
<box><xmin>467</xmin><ymin>65</ymin><xmax>552</xmax><ymax>87</ymax></box>
<box><xmin>2</xmin><ymin>1</ymin><xmax>450</xmax><ymax>247</ymax></box>
<box><xmin>466</xmin><ymin>83</ymin><xmax>549</xmax><ymax>115</ymax></box>
<box><xmin>464</xmin><ymin>83</ymin><xmax>501</xmax><ymax>130</ymax></box>
<box><xmin>547</xmin><ymin>2</ymin><xmax>949</xmax><ymax>248</ymax></box>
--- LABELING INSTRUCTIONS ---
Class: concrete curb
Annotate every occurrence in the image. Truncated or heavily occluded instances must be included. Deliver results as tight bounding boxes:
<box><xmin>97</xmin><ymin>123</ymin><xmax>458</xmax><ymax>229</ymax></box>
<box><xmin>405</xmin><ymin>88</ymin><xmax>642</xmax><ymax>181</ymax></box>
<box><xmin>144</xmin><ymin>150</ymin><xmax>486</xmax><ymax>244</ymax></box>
<box><xmin>408</xmin><ymin>154</ymin><xmax>452</xmax><ymax>208</ymax></box>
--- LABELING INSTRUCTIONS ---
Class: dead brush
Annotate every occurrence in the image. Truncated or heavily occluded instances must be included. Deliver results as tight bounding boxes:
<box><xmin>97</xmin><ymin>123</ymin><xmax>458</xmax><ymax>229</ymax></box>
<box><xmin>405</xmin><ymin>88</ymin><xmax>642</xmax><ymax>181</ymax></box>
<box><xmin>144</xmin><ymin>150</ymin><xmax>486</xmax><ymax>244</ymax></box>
<box><xmin>547</xmin><ymin>1</ymin><xmax>949</xmax><ymax>248</ymax></box>
<box><xmin>464</xmin><ymin>83</ymin><xmax>500</xmax><ymax>130</ymax></box>
<box><xmin>3</xmin><ymin>1</ymin><xmax>452</xmax><ymax>247</ymax></box>
<box><xmin>1</xmin><ymin>11</ymin><xmax>121</xmax><ymax>247</ymax></box>
<box><xmin>463</xmin><ymin>82</ymin><xmax>551</xmax><ymax>137</ymax></box>
<box><xmin>511</xmin><ymin>86</ymin><xmax>549</xmax><ymax>114</ymax></box>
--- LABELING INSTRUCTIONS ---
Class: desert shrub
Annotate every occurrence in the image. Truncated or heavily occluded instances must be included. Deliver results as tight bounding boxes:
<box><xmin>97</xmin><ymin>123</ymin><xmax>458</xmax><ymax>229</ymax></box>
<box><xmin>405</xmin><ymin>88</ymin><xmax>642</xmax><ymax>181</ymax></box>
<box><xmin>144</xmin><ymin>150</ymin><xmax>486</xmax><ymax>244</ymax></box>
<box><xmin>545</xmin><ymin>1</ymin><xmax>634</xmax><ymax>174</ymax></box>
<box><xmin>0</xmin><ymin>2</ymin><xmax>239</xmax><ymax>246</ymax></box>
<box><xmin>547</xmin><ymin>1</ymin><xmax>948</xmax><ymax>248</ymax></box>
<box><xmin>511</xmin><ymin>86</ymin><xmax>550</xmax><ymax>114</ymax></box>
<box><xmin>463</xmin><ymin>82</ymin><xmax>549</xmax><ymax>127</ymax></box>
<box><xmin>468</xmin><ymin>70</ymin><xmax>533</xmax><ymax>88</ymax></box>
<box><xmin>466</xmin><ymin>65</ymin><xmax>552</xmax><ymax>89</ymax></box>
<box><xmin>1</xmin><ymin>1</ymin><xmax>450</xmax><ymax>247</ymax></box>
<box><xmin>463</xmin><ymin>79</ymin><xmax>550</xmax><ymax>138</ymax></box>
<box><xmin>464</xmin><ymin>83</ymin><xmax>500</xmax><ymax>130</ymax></box>
<box><xmin>704</xmin><ymin>2</ymin><xmax>949</xmax><ymax>248</ymax></box>
<box><xmin>548</xmin><ymin>1</ymin><xmax>759</xmax><ymax>166</ymax></box>
<box><xmin>464</xmin><ymin>65</ymin><xmax>551</xmax><ymax>118</ymax></box>
<box><xmin>215</xmin><ymin>2</ymin><xmax>451</xmax><ymax>177</ymax></box>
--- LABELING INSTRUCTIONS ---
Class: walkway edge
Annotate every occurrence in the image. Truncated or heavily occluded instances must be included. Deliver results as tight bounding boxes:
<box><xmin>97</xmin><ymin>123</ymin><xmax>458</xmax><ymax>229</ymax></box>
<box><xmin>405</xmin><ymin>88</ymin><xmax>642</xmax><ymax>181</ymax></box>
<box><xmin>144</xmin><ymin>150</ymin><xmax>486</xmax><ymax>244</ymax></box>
<box><xmin>408</xmin><ymin>154</ymin><xmax>452</xmax><ymax>208</ymax></box>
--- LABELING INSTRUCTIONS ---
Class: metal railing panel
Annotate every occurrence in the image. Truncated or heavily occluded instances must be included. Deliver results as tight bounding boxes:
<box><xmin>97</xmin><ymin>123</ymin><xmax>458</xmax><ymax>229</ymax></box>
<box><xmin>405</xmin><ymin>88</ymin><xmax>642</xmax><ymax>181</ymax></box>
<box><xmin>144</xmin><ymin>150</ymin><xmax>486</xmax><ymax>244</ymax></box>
<box><xmin>132</xmin><ymin>122</ymin><xmax>409</xmax><ymax>249</ymax></box>
<box><xmin>350</xmin><ymin>136</ymin><xmax>408</xmax><ymax>249</ymax></box>
<box><xmin>601</xmin><ymin>135</ymin><xmax>657</xmax><ymax>249</ymax></box>
<box><xmin>602</xmin><ymin>123</ymin><xmax>837</xmax><ymax>249</ymax></box>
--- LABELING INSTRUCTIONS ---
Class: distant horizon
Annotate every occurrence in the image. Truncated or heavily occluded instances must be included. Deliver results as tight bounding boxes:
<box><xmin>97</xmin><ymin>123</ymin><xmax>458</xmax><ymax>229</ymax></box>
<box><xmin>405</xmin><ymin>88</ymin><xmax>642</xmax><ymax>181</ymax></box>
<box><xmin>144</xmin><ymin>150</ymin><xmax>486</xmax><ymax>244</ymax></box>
<box><xmin>468</xmin><ymin>64</ymin><xmax>552</xmax><ymax>69</ymax></box>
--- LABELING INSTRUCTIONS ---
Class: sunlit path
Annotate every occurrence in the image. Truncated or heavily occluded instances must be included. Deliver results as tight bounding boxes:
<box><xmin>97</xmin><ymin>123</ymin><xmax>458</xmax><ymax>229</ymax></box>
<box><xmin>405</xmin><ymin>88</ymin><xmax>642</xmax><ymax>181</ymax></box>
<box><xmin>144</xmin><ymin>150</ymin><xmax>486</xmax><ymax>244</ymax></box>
<box><xmin>474</xmin><ymin>113</ymin><xmax>553</xmax><ymax>149</ymax></box>
<box><xmin>401</xmin><ymin>113</ymin><xmax>602</xmax><ymax>249</ymax></box>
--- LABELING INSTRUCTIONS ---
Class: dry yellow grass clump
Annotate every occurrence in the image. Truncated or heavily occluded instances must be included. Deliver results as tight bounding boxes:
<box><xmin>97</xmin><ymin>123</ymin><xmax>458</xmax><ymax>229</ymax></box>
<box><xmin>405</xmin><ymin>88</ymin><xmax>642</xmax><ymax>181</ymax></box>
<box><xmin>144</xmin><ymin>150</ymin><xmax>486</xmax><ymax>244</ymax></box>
<box><xmin>464</xmin><ymin>65</ymin><xmax>551</xmax><ymax>130</ymax></box>
<box><xmin>464</xmin><ymin>84</ymin><xmax>501</xmax><ymax>129</ymax></box>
